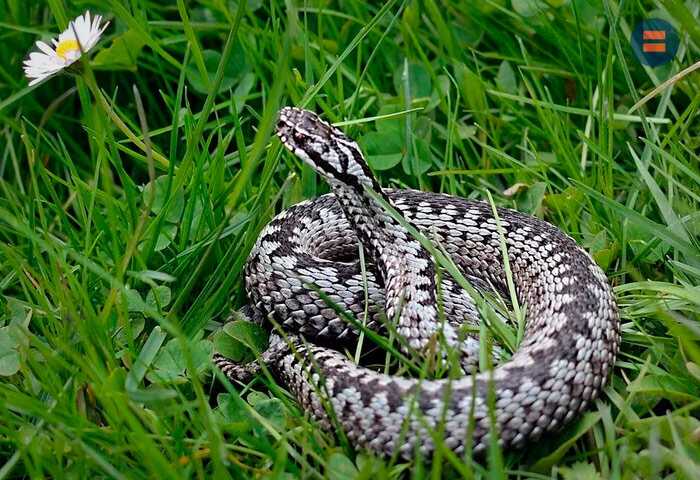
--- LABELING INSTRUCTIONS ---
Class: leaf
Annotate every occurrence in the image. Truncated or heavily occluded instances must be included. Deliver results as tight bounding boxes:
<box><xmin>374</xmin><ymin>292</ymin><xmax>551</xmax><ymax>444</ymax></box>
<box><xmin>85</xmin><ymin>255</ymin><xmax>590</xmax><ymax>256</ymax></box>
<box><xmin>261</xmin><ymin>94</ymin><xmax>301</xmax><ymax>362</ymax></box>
<box><xmin>531</xmin><ymin>412</ymin><xmax>601</xmax><ymax>471</ymax></box>
<box><xmin>686</xmin><ymin>362</ymin><xmax>700</xmax><ymax>383</ymax></box>
<box><xmin>545</xmin><ymin>186</ymin><xmax>584</xmax><ymax>219</ymax></box>
<box><xmin>187</xmin><ymin>196</ymin><xmax>206</xmax><ymax>241</ymax></box>
<box><xmin>138</xmin><ymin>226</ymin><xmax>177</xmax><ymax>253</ymax></box>
<box><xmin>0</xmin><ymin>326</ymin><xmax>20</xmax><ymax>376</ymax></box>
<box><xmin>216</xmin><ymin>391</ymin><xmax>286</xmax><ymax>440</ymax></box>
<box><xmin>581</xmin><ymin>214</ymin><xmax>619</xmax><ymax>269</ymax></box>
<box><xmin>6</xmin><ymin>297</ymin><xmax>28</xmax><ymax>325</ymax></box>
<box><xmin>326</xmin><ymin>452</ymin><xmax>358</xmax><ymax>480</ymax></box>
<box><xmin>142</xmin><ymin>176</ymin><xmax>185</xmax><ymax>223</ymax></box>
<box><xmin>146</xmin><ymin>338</ymin><xmax>212</xmax><ymax>384</ymax></box>
<box><xmin>358</xmin><ymin>131</ymin><xmax>404</xmax><ymax>171</ymax></box>
<box><xmin>451</xmin><ymin>16</ymin><xmax>484</xmax><ymax>46</ymax></box>
<box><xmin>227</xmin><ymin>0</ymin><xmax>263</xmax><ymax>13</ymax></box>
<box><xmin>402</xmin><ymin>135</ymin><xmax>432</xmax><ymax>175</ymax></box>
<box><xmin>127</xmin><ymin>386</ymin><xmax>178</xmax><ymax>403</ymax></box>
<box><xmin>126</xmin><ymin>327</ymin><xmax>167</xmax><ymax>391</ymax></box>
<box><xmin>512</xmin><ymin>0</ymin><xmax>549</xmax><ymax>17</ymax></box>
<box><xmin>456</xmin><ymin>124</ymin><xmax>476</xmax><ymax>139</ymax></box>
<box><xmin>246</xmin><ymin>390</ymin><xmax>269</xmax><ymax>407</ymax></box>
<box><xmin>146</xmin><ymin>286</ymin><xmax>172</xmax><ymax>310</ymax></box>
<box><xmin>629</xmin><ymin>415</ymin><xmax>700</xmax><ymax>445</ymax></box>
<box><xmin>520</xmin><ymin>181</ymin><xmax>546</xmax><ymax>216</ymax></box>
<box><xmin>627</xmin><ymin>221</ymin><xmax>670</xmax><ymax>262</ymax></box>
<box><xmin>215</xmin><ymin>393</ymin><xmax>250</xmax><ymax>424</ymax></box>
<box><xmin>114</xmin><ymin>315</ymin><xmax>145</xmax><ymax>347</ymax></box>
<box><xmin>132</xmin><ymin>270</ymin><xmax>177</xmax><ymax>284</ymax></box>
<box><xmin>496</xmin><ymin>60</ymin><xmax>517</xmax><ymax>94</ymax></box>
<box><xmin>367</xmin><ymin>153</ymin><xmax>403</xmax><ymax>171</ymax></box>
<box><xmin>560</xmin><ymin>462</ymin><xmax>602</xmax><ymax>480</ymax></box>
<box><xmin>222</xmin><ymin>321</ymin><xmax>268</xmax><ymax>355</ymax></box>
<box><xmin>213</xmin><ymin>330</ymin><xmax>247</xmax><ymax>362</ymax></box>
<box><xmin>627</xmin><ymin>373</ymin><xmax>699</xmax><ymax>402</ymax></box>
<box><xmin>147</xmin><ymin>339</ymin><xmax>185</xmax><ymax>384</ymax></box>
<box><xmin>250</xmin><ymin>396</ymin><xmax>286</xmax><ymax>431</ymax></box>
<box><xmin>213</xmin><ymin>393</ymin><xmax>257</xmax><ymax>437</ymax></box>
<box><xmin>573</xmin><ymin>0</ymin><xmax>604</xmax><ymax>25</ymax></box>
<box><xmin>373</xmin><ymin>104</ymin><xmax>407</xmax><ymax>137</ymax></box>
<box><xmin>125</xmin><ymin>288</ymin><xmax>145</xmax><ymax>313</ymax></box>
<box><xmin>186</xmin><ymin>48</ymin><xmax>246</xmax><ymax>95</ymax></box>
<box><xmin>92</xmin><ymin>30</ymin><xmax>146</xmax><ymax>71</ymax></box>
<box><xmin>190</xmin><ymin>339</ymin><xmax>213</xmax><ymax>374</ymax></box>
<box><xmin>152</xmin><ymin>223</ymin><xmax>178</xmax><ymax>252</ymax></box>
<box><xmin>455</xmin><ymin>63</ymin><xmax>487</xmax><ymax>121</ymax></box>
<box><xmin>229</xmin><ymin>72</ymin><xmax>257</xmax><ymax>114</ymax></box>
<box><xmin>592</xmin><ymin>243</ymin><xmax>618</xmax><ymax>271</ymax></box>
<box><xmin>401</xmin><ymin>2</ymin><xmax>420</xmax><ymax>30</ymax></box>
<box><xmin>393</xmin><ymin>61</ymin><xmax>432</xmax><ymax>99</ymax></box>
<box><xmin>355</xmin><ymin>454</ymin><xmax>381</xmax><ymax>475</ymax></box>
<box><xmin>214</xmin><ymin>320</ymin><xmax>268</xmax><ymax>365</ymax></box>
<box><xmin>586</xmin><ymin>230</ymin><xmax>608</xmax><ymax>251</ymax></box>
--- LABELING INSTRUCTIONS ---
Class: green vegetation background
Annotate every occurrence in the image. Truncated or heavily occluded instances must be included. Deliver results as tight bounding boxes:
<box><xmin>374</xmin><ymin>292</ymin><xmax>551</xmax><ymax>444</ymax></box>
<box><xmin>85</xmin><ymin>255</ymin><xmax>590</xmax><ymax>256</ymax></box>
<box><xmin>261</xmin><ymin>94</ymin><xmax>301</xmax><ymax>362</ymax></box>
<box><xmin>0</xmin><ymin>0</ymin><xmax>699</xmax><ymax>478</ymax></box>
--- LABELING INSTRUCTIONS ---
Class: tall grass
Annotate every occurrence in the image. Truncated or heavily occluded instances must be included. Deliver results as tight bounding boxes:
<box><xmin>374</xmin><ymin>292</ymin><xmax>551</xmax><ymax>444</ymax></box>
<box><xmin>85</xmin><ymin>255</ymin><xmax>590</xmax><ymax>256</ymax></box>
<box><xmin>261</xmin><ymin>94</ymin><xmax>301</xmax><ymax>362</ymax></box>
<box><xmin>0</xmin><ymin>0</ymin><xmax>699</xmax><ymax>478</ymax></box>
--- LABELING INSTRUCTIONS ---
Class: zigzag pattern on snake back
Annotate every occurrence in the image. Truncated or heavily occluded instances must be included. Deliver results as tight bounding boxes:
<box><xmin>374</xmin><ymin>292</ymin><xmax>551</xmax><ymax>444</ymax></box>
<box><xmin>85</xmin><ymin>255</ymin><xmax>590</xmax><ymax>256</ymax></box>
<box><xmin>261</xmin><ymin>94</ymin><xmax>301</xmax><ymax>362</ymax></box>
<box><xmin>213</xmin><ymin>107</ymin><xmax>620</xmax><ymax>458</ymax></box>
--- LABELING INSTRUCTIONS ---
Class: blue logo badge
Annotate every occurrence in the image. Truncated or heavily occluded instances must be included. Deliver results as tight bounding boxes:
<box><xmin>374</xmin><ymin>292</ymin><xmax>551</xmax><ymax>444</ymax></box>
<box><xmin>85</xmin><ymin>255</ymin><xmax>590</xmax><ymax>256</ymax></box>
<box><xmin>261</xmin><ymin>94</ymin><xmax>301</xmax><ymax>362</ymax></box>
<box><xmin>631</xmin><ymin>18</ymin><xmax>679</xmax><ymax>67</ymax></box>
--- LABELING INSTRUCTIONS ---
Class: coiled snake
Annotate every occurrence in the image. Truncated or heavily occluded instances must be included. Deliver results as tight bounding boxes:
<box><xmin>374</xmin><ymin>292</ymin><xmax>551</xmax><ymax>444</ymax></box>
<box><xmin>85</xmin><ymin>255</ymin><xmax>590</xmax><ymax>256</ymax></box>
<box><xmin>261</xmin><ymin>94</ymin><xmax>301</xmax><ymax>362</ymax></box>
<box><xmin>214</xmin><ymin>107</ymin><xmax>619</xmax><ymax>458</ymax></box>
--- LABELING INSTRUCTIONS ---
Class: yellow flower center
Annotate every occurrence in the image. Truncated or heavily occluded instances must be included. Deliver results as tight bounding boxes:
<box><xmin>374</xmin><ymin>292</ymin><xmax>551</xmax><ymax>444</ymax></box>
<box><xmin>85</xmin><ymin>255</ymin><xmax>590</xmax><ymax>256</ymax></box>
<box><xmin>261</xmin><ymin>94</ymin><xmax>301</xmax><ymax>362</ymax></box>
<box><xmin>55</xmin><ymin>39</ymin><xmax>80</xmax><ymax>60</ymax></box>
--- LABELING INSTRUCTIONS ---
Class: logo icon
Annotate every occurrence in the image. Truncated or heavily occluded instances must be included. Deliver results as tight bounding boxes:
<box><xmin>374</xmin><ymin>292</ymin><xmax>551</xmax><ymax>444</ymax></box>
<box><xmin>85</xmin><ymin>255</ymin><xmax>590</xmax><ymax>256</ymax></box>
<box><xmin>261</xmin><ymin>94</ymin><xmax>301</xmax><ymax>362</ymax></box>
<box><xmin>631</xmin><ymin>19</ymin><xmax>679</xmax><ymax>67</ymax></box>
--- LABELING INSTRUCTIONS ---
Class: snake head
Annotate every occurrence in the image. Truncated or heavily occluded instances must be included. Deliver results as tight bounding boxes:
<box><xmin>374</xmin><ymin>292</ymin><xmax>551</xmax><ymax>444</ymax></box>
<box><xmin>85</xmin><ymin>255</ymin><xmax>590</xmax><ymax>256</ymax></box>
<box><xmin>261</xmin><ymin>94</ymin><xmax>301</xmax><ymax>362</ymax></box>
<box><xmin>276</xmin><ymin>107</ymin><xmax>375</xmax><ymax>189</ymax></box>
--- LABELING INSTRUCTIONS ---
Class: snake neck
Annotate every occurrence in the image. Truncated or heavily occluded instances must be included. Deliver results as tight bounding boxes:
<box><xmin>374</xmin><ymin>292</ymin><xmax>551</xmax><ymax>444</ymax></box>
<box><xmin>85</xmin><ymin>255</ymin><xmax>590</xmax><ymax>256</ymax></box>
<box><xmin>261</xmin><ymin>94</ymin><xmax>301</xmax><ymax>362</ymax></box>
<box><xmin>275</xmin><ymin>106</ymin><xmax>450</xmax><ymax>350</ymax></box>
<box><xmin>328</xmin><ymin>178</ymin><xmax>441</xmax><ymax>350</ymax></box>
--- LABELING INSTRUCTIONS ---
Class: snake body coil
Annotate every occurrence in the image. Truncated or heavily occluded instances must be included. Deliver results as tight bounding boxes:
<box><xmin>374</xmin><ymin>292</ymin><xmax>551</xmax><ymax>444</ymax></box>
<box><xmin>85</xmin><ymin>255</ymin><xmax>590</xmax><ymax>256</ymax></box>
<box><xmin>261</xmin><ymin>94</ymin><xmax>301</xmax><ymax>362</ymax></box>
<box><xmin>214</xmin><ymin>108</ymin><xmax>619</xmax><ymax>458</ymax></box>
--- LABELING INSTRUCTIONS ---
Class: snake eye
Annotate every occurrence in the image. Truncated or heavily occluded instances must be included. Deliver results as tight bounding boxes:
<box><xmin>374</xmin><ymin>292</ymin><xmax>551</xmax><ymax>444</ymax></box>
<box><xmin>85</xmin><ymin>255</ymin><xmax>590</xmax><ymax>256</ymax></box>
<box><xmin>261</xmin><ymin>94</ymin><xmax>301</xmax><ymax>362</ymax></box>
<box><xmin>293</xmin><ymin>131</ymin><xmax>305</xmax><ymax>142</ymax></box>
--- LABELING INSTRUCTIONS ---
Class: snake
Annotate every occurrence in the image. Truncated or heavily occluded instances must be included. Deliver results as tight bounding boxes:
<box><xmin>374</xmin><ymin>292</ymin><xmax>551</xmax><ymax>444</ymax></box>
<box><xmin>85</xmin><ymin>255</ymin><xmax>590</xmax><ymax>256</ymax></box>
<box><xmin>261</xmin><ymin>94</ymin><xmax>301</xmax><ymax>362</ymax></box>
<box><xmin>213</xmin><ymin>107</ymin><xmax>620</xmax><ymax>458</ymax></box>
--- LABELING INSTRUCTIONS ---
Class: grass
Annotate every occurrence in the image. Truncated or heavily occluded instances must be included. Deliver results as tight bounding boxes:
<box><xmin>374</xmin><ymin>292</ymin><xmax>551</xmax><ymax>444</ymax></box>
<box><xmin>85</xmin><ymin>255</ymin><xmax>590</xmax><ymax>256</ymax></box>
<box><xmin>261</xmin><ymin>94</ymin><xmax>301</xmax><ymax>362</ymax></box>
<box><xmin>1</xmin><ymin>0</ymin><xmax>699</xmax><ymax>477</ymax></box>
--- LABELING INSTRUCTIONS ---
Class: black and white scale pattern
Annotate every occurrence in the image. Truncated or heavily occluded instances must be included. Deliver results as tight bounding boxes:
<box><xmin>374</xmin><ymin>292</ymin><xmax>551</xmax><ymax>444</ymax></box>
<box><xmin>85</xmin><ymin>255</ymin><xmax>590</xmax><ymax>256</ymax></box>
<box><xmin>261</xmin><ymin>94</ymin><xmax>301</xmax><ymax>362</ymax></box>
<box><xmin>214</xmin><ymin>107</ymin><xmax>620</xmax><ymax>458</ymax></box>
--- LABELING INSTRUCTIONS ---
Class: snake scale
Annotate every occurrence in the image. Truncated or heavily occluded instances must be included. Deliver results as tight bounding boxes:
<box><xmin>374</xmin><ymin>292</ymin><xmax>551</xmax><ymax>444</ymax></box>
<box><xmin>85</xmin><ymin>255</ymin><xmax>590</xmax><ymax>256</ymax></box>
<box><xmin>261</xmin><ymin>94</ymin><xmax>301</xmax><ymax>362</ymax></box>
<box><xmin>214</xmin><ymin>107</ymin><xmax>620</xmax><ymax>458</ymax></box>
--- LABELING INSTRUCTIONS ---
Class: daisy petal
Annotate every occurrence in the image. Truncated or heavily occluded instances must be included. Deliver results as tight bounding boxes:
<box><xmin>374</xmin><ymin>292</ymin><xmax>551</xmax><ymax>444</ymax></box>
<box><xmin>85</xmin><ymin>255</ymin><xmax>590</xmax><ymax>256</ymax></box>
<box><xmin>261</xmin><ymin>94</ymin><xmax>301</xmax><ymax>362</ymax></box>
<box><xmin>23</xmin><ymin>10</ymin><xmax>109</xmax><ymax>85</ymax></box>
<box><xmin>35</xmin><ymin>41</ymin><xmax>55</xmax><ymax>56</ymax></box>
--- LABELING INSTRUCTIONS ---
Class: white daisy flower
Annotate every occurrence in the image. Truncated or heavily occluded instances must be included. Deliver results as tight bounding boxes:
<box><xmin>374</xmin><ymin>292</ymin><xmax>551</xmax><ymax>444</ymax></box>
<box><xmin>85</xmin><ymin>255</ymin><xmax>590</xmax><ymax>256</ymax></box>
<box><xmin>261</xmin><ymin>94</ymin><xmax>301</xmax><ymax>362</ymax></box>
<box><xmin>23</xmin><ymin>11</ymin><xmax>109</xmax><ymax>86</ymax></box>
